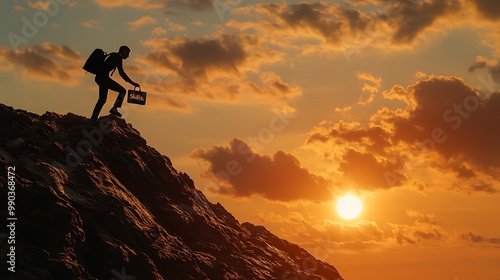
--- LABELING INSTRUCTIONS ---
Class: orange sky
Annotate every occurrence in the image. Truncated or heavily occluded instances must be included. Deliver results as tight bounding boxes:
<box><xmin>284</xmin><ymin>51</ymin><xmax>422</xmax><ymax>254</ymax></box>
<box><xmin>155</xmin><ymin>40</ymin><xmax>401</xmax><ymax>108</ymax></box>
<box><xmin>2</xmin><ymin>1</ymin><xmax>500</xmax><ymax>279</ymax></box>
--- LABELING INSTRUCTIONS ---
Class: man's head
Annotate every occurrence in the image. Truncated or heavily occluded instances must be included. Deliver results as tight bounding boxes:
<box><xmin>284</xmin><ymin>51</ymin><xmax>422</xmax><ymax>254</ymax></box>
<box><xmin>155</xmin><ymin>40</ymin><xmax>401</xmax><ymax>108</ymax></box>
<box><xmin>119</xmin><ymin>45</ymin><xmax>131</xmax><ymax>59</ymax></box>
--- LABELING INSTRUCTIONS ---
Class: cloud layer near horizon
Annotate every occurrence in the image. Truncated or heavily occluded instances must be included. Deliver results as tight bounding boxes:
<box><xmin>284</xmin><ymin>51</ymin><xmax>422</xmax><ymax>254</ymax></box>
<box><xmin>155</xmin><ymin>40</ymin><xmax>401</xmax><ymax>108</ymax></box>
<box><xmin>261</xmin><ymin>209</ymin><xmax>500</xmax><ymax>254</ymax></box>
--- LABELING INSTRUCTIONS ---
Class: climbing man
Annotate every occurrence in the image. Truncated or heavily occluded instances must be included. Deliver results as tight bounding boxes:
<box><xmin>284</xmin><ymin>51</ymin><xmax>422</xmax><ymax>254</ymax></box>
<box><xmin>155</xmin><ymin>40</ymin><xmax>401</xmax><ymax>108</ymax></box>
<box><xmin>90</xmin><ymin>45</ymin><xmax>140</xmax><ymax>120</ymax></box>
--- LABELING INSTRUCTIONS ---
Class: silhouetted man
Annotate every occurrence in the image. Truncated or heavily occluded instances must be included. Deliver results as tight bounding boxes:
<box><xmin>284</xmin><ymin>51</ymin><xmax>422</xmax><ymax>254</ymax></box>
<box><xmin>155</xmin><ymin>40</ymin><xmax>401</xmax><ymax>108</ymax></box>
<box><xmin>90</xmin><ymin>45</ymin><xmax>140</xmax><ymax>120</ymax></box>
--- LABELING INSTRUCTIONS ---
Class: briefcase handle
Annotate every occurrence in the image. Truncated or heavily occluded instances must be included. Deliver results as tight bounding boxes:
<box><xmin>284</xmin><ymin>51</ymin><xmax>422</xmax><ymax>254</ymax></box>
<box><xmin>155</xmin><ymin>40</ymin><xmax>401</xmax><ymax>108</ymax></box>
<box><xmin>133</xmin><ymin>86</ymin><xmax>141</xmax><ymax>91</ymax></box>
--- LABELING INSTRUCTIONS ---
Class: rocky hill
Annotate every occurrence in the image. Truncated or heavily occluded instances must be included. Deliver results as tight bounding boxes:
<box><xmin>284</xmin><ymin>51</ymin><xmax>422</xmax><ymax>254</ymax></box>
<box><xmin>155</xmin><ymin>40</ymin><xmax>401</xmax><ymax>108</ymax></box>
<box><xmin>0</xmin><ymin>104</ymin><xmax>342</xmax><ymax>280</ymax></box>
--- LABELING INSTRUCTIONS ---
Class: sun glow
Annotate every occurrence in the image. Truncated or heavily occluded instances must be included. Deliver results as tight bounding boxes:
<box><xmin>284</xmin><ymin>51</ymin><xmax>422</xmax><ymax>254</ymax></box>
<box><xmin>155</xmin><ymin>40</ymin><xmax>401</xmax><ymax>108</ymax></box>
<box><xmin>336</xmin><ymin>195</ymin><xmax>362</xmax><ymax>220</ymax></box>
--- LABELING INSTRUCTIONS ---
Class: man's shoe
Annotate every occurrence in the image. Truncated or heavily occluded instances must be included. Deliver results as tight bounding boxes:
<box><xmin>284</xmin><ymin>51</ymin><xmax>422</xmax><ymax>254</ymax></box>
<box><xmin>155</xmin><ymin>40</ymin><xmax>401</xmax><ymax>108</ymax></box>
<box><xmin>109</xmin><ymin>107</ymin><xmax>122</xmax><ymax>117</ymax></box>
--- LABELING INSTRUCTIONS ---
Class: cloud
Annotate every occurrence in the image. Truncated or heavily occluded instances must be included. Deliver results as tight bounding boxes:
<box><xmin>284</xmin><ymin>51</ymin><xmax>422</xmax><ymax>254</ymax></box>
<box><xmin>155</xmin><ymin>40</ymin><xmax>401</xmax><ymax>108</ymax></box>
<box><xmin>93</xmin><ymin>0</ymin><xmax>165</xmax><ymax>9</ymax></box>
<box><xmin>307</xmin><ymin>121</ymin><xmax>391</xmax><ymax>155</ymax></box>
<box><xmin>152</xmin><ymin>27</ymin><xmax>167</xmax><ymax>36</ymax></box>
<box><xmin>339</xmin><ymin>149</ymin><xmax>404</xmax><ymax>190</ymax></box>
<box><xmin>143</xmin><ymin>35</ymin><xmax>247</xmax><ymax>86</ymax></box>
<box><xmin>0</xmin><ymin>43</ymin><xmax>82</xmax><ymax>85</ymax></box>
<box><xmin>127</xmin><ymin>16</ymin><xmax>157</xmax><ymax>30</ymax></box>
<box><xmin>469</xmin><ymin>0</ymin><xmax>500</xmax><ymax>21</ymax></box>
<box><xmin>459</xmin><ymin>231</ymin><xmax>500</xmax><ymax>247</ymax></box>
<box><xmin>28</xmin><ymin>1</ymin><xmax>51</xmax><ymax>10</ymax></box>
<box><xmin>164</xmin><ymin>19</ymin><xmax>187</xmax><ymax>32</ymax></box>
<box><xmin>389</xmin><ymin>76</ymin><xmax>500</xmax><ymax>171</ymax></box>
<box><xmin>305</xmin><ymin>75</ymin><xmax>500</xmax><ymax>193</ymax></box>
<box><xmin>165</xmin><ymin>0</ymin><xmax>214</xmax><ymax>11</ymax></box>
<box><xmin>230</xmin><ymin>2</ymin><xmax>351</xmax><ymax>47</ymax></box>
<box><xmin>388</xmin><ymin>0</ymin><xmax>461</xmax><ymax>44</ymax></box>
<box><xmin>190</xmin><ymin>20</ymin><xmax>204</xmax><ymax>27</ymax></box>
<box><xmin>356</xmin><ymin>71</ymin><xmax>382</xmax><ymax>105</ymax></box>
<box><xmin>321</xmin><ymin>219</ymin><xmax>385</xmax><ymax>243</ymax></box>
<box><xmin>390</xmin><ymin>210</ymin><xmax>447</xmax><ymax>245</ymax></box>
<box><xmin>138</xmin><ymin>33</ymin><xmax>298</xmax><ymax>109</ymax></box>
<box><xmin>254</xmin><ymin>71</ymin><xmax>302</xmax><ymax>98</ymax></box>
<box><xmin>191</xmin><ymin>138</ymin><xmax>332</xmax><ymax>202</ymax></box>
<box><xmin>261</xmin><ymin>212</ymin><xmax>386</xmax><ymax>246</ymax></box>
<box><xmin>469</xmin><ymin>56</ymin><xmax>500</xmax><ymax>85</ymax></box>
<box><xmin>229</xmin><ymin>0</ymin><xmax>463</xmax><ymax>52</ymax></box>
<box><xmin>79</xmin><ymin>19</ymin><xmax>101</xmax><ymax>29</ymax></box>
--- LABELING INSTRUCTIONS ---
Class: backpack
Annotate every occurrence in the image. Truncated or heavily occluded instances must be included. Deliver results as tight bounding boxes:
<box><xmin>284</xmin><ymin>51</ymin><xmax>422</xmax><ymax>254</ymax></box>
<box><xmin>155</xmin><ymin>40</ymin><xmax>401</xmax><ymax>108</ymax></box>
<box><xmin>83</xmin><ymin>48</ymin><xmax>112</xmax><ymax>75</ymax></box>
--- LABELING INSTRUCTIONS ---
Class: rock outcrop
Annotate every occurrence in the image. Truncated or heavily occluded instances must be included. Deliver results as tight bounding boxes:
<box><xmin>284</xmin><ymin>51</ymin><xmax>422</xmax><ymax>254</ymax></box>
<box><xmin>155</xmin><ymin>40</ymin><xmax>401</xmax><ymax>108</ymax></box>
<box><xmin>0</xmin><ymin>104</ymin><xmax>342</xmax><ymax>280</ymax></box>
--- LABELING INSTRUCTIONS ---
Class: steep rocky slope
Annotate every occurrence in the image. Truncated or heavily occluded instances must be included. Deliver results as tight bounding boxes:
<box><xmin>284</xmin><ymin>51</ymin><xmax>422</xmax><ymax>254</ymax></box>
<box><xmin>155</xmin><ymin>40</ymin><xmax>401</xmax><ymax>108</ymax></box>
<box><xmin>0</xmin><ymin>104</ymin><xmax>343</xmax><ymax>280</ymax></box>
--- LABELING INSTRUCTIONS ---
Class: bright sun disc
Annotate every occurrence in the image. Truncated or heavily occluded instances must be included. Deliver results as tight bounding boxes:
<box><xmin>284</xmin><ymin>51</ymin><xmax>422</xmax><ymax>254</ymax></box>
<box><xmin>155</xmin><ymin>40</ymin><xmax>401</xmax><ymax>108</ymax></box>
<box><xmin>336</xmin><ymin>195</ymin><xmax>362</xmax><ymax>220</ymax></box>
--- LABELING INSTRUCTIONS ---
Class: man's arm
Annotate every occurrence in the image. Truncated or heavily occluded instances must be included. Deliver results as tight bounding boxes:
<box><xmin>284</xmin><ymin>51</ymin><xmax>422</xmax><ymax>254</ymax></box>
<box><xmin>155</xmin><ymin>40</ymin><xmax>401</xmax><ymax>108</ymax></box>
<box><xmin>116</xmin><ymin>57</ymin><xmax>140</xmax><ymax>87</ymax></box>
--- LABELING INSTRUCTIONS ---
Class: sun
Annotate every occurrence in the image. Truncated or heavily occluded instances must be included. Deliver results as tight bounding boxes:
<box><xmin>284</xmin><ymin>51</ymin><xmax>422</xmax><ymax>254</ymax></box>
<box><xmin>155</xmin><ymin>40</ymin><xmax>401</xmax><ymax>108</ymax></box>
<box><xmin>336</xmin><ymin>195</ymin><xmax>362</xmax><ymax>220</ymax></box>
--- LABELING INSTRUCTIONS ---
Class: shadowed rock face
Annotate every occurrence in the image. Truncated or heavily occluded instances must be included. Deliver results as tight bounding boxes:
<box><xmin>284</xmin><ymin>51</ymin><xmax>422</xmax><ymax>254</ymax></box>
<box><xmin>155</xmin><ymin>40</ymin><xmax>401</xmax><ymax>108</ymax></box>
<box><xmin>0</xmin><ymin>104</ymin><xmax>343</xmax><ymax>280</ymax></box>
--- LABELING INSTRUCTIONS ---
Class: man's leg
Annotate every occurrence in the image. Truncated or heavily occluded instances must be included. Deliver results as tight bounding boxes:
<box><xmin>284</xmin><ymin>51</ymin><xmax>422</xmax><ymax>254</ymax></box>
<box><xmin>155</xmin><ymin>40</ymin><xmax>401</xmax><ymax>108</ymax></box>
<box><xmin>106</xmin><ymin>79</ymin><xmax>126</xmax><ymax>108</ymax></box>
<box><xmin>91</xmin><ymin>79</ymin><xmax>109</xmax><ymax>120</ymax></box>
<box><xmin>102</xmin><ymin>78</ymin><xmax>125</xmax><ymax>117</ymax></box>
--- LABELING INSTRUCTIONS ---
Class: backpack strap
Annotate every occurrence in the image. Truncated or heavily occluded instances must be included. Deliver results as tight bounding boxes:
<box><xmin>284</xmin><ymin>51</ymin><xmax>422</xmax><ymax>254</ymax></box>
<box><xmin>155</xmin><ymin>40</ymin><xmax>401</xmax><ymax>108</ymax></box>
<box><xmin>104</xmin><ymin>53</ymin><xmax>117</xmax><ymax>76</ymax></box>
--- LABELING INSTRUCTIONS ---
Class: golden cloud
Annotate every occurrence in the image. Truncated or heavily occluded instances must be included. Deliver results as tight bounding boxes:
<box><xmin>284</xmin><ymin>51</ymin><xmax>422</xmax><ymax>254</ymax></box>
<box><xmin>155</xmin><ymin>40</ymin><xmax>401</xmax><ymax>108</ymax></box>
<box><xmin>93</xmin><ymin>0</ymin><xmax>165</xmax><ymax>9</ymax></box>
<box><xmin>127</xmin><ymin>16</ymin><xmax>157</xmax><ymax>30</ymax></box>
<box><xmin>0</xmin><ymin>42</ymin><xmax>82</xmax><ymax>85</ymax></box>
<box><xmin>191</xmin><ymin>138</ymin><xmax>333</xmax><ymax>202</ymax></box>
<box><xmin>356</xmin><ymin>71</ymin><xmax>382</xmax><ymax>105</ymax></box>
<box><xmin>390</xmin><ymin>210</ymin><xmax>447</xmax><ymax>245</ymax></box>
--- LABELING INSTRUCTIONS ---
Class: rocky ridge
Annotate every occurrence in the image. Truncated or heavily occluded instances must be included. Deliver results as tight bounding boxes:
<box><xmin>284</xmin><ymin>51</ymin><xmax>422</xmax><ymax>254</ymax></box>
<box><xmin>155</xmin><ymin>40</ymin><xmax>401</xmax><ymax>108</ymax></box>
<box><xmin>0</xmin><ymin>104</ymin><xmax>342</xmax><ymax>280</ymax></box>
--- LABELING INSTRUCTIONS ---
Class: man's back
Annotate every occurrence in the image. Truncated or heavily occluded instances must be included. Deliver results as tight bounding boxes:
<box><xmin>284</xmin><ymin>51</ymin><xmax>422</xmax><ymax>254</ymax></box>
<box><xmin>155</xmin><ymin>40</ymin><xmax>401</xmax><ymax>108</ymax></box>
<box><xmin>100</xmin><ymin>52</ymin><xmax>121</xmax><ymax>75</ymax></box>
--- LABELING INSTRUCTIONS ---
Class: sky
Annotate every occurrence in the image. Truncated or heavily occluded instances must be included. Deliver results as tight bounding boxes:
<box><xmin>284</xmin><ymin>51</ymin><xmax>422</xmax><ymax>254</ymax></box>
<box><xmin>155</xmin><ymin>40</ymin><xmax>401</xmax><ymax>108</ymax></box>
<box><xmin>1</xmin><ymin>0</ymin><xmax>500</xmax><ymax>279</ymax></box>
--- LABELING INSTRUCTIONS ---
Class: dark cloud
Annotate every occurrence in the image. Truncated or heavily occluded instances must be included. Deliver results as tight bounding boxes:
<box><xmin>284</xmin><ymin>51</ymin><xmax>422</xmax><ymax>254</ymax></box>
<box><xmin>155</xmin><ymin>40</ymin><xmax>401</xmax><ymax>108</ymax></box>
<box><xmin>391</xmin><ymin>76</ymin><xmax>500</xmax><ymax>171</ymax></box>
<box><xmin>234</xmin><ymin>0</ymin><xmax>463</xmax><ymax>49</ymax></box>
<box><xmin>468</xmin><ymin>60</ymin><xmax>488</xmax><ymax>72</ymax></box>
<box><xmin>255</xmin><ymin>2</ymin><xmax>352</xmax><ymax>44</ymax></box>
<box><xmin>469</xmin><ymin>56</ymin><xmax>500</xmax><ymax>85</ymax></box>
<box><xmin>340</xmin><ymin>7</ymin><xmax>371</xmax><ymax>35</ymax></box>
<box><xmin>339</xmin><ymin>149</ymin><xmax>404</xmax><ymax>190</ymax></box>
<box><xmin>387</xmin><ymin>76</ymin><xmax>500</xmax><ymax>190</ymax></box>
<box><xmin>143</xmin><ymin>34</ymin><xmax>247</xmax><ymax>87</ymax></box>
<box><xmin>470</xmin><ymin>0</ymin><xmax>500</xmax><ymax>20</ymax></box>
<box><xmin>460</xmin><ymin>231</ymin><xmax>500</xmax><ymax>247</ymax></box>
<box><xmin>280</xmin><ymin>3</ymin><xmax>344</xmax><ymax>43</ymax></box>
<box><xmin>140</xmin><ymin>34</ymin><xmax>297</xmax><ymax>107</ymax></box>
<box><xmin>390</xmin><ymin>0</ymin><xmax>460</xmax><ymax>44</ymax></box>
<box><xmin>467</xmin><ymin>183</ymin><xmax>497</xmax><ymax>193</ymax></box>
<box><xmin>191</xmin><ymin>138</ymin><xmax>332</xmax><ymax>202</ymax></box>
<box><xmin>255</xmin><ymin>72</ymin><xmax>301</xmax><ymax>98</ymax></box>
<box><xmin>306</xmin><ymin>121</ymin><xmax>402</xmax><ymax>190</ymax></box>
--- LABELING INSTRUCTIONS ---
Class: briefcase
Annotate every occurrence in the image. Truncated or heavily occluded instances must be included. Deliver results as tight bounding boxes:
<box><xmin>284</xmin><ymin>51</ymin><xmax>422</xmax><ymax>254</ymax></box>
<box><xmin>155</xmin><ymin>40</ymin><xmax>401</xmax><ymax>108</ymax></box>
<box><xmin>127</xmin><ymin>87</ymin><xmax>147</xmax><ymax>105</ymax></box>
